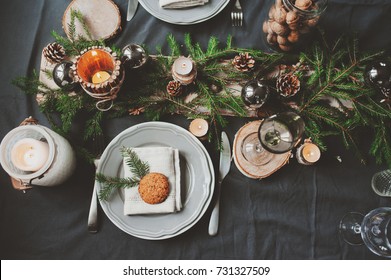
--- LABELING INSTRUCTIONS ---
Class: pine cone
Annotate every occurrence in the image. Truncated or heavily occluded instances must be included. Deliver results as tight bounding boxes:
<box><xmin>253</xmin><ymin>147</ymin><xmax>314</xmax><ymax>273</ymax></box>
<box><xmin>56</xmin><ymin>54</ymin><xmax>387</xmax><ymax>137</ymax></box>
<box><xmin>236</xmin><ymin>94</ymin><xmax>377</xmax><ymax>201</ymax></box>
<box><xmin>43</xmin><ymin>42</ymin><xmax>66</xmax><ymax>64</ymax></box>
<box><xmin>276</xmin><ymin>73</ymin><xmax>301</xmax><ymax>97</ymax></box>
<box><xmin>166</xmin><ymin>80</ymin><xmax>183</xmax><ymax>96</ymax></box>
<box><xmin>232</xmin><ymin>52</ymin><xmax>255</xmax><ymax>72</ymax></box>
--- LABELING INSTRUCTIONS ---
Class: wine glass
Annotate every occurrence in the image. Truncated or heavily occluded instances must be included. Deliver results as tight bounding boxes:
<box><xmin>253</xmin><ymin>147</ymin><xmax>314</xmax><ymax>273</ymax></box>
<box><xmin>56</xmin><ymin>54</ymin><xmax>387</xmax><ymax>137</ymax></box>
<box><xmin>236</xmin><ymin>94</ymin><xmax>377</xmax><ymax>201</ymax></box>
<box><xmin>339</xmin><ymin>207</ymin><xmax>391</xmax><ymax>258</ymax></box>
<box><xmin>241</xmin><ymin>111</ymin><xmax>305</xmax><ymax>166</ymax></box>
<box><xmin>258</xmin><ymin>112</ymin><xmax>305</xmax><ymax>154</ymax></box>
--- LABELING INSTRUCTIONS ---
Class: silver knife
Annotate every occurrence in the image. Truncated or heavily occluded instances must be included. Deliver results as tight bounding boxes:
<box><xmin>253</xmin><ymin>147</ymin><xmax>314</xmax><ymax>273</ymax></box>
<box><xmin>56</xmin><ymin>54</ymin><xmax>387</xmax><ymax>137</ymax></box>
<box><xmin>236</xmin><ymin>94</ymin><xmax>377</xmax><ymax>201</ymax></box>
<box><xmin>208</xmin><ymin>131</ymin><xmax>231</xmax><ymax>236</ymax></box>
<box><xmin>127</xmin><ymin>0</ymin><xmax>139</xmax><ymax>21</ymax></box>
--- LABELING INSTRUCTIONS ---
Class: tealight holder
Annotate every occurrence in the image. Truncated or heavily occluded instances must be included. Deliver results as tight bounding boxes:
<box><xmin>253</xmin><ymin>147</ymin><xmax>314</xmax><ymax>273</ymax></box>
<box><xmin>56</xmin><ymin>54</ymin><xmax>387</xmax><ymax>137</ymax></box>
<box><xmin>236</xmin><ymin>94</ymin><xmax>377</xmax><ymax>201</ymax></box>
<box><xmin>189</xmin><ymin>119</ymin><xmax>209</xmax><ymax>141</ymax></box>
<box><xmin>71</xmin><ymin>46</ymin><xmax>125</xmax><ymax>111</ymax></box>
<box><xmin>295</xmin><ymin>138</ymin><xmax>321</xmax><ymax>165</ymax></box>
<box><xmin>171</xmin><ymin>56</ymin><xmax>197</xmax><ymax>85</ymax></box>
<box><xmin>0</xmin><ymin>117</ymin><xmax>76</xmax><ymax>190</ymax></box>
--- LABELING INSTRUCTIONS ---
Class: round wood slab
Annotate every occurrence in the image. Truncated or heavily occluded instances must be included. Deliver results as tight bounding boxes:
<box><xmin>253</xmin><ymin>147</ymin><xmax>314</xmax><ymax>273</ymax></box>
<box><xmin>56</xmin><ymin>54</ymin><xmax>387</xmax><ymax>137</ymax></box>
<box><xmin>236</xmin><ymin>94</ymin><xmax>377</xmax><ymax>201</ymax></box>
<box><xmin>233</xmin><ymin>120</ymin><xmax>291</xmax><ymax>179</ymax></box>
<box><xmin>62</xmin><ymin>0</ymin><xmax>121</xmax><ymax>41</ymax></box>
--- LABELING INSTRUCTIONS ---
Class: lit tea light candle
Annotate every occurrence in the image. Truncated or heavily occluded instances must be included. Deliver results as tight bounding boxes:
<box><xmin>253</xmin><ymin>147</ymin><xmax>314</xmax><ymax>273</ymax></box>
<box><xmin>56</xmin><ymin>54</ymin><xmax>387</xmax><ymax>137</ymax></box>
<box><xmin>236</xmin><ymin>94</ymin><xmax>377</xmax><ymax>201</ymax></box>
<box><xmin>302</xmin><ymin>143</ymin><xmax>321</xmax><ymax>163</ymax></box>
<box><xmin>173</xmin><ymin>56</ymin><xmax>193</xmax><ymax>76</ymax></box>
<box><xmin>92</xmin><ymin>71</ymin><xmax>111</xmax><ymax>84</ymax></box>
<box><xmin>296</xmin><ymin>140</ymin><xmax>321</xmax><ymax>165</ymax></box>
<box><xmin>10</xmin><ymin>138</ymin><xmax>49</xmax><ymax>172</ymax></box>
<box><xmin>189</xmin><ymin>119</ymin><xmax>209</xmax><ymax>139</ymax></box>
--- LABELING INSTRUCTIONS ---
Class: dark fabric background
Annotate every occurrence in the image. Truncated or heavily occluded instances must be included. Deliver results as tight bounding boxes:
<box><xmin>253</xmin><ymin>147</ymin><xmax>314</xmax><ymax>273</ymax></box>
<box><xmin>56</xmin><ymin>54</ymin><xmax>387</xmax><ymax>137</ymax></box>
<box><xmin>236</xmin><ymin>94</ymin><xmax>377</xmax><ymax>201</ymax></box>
<box><xmin>0</xmin><ymin>0</ymin><xmax>391</xmax><ymax>260</ymax></box>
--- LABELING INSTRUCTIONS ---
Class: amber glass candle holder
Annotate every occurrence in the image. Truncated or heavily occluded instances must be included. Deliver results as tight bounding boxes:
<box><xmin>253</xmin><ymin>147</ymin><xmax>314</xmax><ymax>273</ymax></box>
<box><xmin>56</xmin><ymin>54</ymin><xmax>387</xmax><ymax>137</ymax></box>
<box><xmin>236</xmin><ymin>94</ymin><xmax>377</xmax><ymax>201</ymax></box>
<box><xmin>72</xmin><ymin>46</ymin><xmax>125</xmax><ymax>111</ymax></box>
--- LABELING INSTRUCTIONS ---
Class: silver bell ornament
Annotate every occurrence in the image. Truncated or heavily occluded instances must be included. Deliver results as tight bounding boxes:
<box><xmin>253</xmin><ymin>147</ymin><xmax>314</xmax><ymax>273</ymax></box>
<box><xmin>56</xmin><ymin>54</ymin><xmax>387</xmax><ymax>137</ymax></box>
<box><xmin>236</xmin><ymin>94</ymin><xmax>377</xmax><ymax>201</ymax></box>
<box><xmin>121</xmin><ymin>44</ymin><xmax>148</xmax><ymax>69</ymax></box>
<box><xmin>241</xmin><ymin>79</ymin><xmax>270</xmax><ymax>109</ymax></box>
<box><xmin>53</xmin><ymin>61</ymin><xmax>76</xmax><ymax>88</ymax></box>
<box><xmin>364</xmin><ymin>60</ymin><xmax>391</xmax><ymax>98</ymax></box>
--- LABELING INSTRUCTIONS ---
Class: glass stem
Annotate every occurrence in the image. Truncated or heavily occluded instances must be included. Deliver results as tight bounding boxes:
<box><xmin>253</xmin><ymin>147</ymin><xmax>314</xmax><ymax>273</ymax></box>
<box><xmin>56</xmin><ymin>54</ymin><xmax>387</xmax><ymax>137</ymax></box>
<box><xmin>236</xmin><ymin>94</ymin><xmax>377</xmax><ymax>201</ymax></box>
<box><xmin>353</xmin><ymin>223</ymin><xmax>361</xmax><ymax>234</ymax></box>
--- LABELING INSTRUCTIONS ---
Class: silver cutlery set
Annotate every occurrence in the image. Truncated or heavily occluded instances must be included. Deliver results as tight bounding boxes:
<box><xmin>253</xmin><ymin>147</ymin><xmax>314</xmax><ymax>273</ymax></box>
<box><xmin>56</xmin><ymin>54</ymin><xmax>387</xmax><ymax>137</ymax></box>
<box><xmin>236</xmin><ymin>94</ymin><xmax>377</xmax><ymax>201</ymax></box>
<box><xmin>87</xmin><ymin>0</ymin><xmax>239</xmax><ymax>235</ymax></box>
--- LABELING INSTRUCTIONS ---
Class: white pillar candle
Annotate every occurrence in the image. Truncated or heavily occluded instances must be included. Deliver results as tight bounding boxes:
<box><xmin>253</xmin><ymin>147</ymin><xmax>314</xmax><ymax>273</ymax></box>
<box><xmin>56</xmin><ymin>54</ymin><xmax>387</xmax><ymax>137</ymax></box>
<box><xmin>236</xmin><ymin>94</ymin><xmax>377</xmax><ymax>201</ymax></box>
<box><xmin>11</xmin><ymin>138</ymin><xmax>49</xmax><ymax>172</ymax></box>
<box><xmin>173</xmin><ymin>56</ymin><xmax>193</xmax><ymax>76</ymax></box>
<box><xmin>189</xmin><ymin>119</ymin><xmax>209</xmax><ymax>138</ymax></box>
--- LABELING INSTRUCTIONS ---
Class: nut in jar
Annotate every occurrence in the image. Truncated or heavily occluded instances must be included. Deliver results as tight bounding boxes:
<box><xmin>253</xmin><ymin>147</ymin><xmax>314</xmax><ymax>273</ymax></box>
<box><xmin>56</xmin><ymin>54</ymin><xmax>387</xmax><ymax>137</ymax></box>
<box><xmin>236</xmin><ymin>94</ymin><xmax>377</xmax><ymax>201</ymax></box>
<box><xmin>262</xmin><ymin>0</ymin><xmax>328</xmax><ymax>52</ymax></box>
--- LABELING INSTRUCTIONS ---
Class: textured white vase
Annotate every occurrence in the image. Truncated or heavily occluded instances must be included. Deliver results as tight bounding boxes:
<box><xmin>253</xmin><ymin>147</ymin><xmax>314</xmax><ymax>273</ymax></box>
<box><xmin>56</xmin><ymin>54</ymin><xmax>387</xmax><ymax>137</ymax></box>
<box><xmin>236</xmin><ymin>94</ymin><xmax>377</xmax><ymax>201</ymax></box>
<box><xmin>0</xmin><ymin>124</ymin><xmax>76</xmax><ymax>188</ymax></box>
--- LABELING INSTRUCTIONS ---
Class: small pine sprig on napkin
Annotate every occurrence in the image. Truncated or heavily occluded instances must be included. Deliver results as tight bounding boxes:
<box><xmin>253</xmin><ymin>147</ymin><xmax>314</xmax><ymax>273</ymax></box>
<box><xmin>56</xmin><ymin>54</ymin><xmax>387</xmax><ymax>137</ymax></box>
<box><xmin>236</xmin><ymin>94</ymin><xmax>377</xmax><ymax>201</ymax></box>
<box><xmin>96</xmin><ymin>147</ymin><xmax>150</xmax><ymax>201</ymax></box>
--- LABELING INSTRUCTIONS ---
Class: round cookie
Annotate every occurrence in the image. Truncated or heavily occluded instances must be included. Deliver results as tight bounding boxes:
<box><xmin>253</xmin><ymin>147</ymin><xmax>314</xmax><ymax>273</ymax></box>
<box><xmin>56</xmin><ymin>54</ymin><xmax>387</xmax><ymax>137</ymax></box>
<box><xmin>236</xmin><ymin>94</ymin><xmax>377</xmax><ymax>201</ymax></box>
<box><xmin>138</xmin><ymin>172</ymin><xmax>169</xmax><ymax>204</ymax></box>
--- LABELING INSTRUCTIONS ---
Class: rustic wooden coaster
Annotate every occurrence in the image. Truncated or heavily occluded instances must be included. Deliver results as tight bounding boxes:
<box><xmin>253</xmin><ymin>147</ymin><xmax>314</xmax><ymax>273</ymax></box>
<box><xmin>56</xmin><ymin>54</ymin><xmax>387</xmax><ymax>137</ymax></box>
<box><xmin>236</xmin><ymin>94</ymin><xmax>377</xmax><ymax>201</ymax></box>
<box><xmin>233</xmin><ymin>120</ymin><xmax>291</xmax><ymax>179</ymax></box>
<box><xmin>62</xmin><ymin>0</ymin><xmax>121</xmax><ymax>41</ymax></box>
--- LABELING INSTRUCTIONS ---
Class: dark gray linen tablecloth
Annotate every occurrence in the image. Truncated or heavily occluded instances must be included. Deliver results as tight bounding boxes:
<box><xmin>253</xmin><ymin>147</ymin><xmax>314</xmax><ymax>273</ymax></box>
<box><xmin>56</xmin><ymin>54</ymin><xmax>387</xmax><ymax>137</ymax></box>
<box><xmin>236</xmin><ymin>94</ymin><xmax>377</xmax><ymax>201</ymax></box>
<box><xmin>1</xmin><ymin>0</ymin><xmax>391</xmax><ymax>260</ymax></box>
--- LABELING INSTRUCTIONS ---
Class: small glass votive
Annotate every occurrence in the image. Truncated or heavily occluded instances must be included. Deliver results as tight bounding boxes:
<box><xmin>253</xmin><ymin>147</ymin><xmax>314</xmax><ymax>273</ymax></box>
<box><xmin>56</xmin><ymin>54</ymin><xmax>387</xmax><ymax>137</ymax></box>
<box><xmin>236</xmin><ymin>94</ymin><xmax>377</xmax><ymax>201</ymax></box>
<box><xmin>72</xmin><ymin>46</ymin><xmax>125</xmax><ymax>111</ymax></box>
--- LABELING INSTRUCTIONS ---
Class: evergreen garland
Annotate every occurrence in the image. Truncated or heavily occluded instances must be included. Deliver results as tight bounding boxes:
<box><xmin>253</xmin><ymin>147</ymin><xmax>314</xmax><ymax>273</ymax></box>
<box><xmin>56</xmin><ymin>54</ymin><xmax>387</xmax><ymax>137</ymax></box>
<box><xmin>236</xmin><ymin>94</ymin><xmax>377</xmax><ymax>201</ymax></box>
<box><xmin>292</xmin><ymin>33</ymin><xmax>391</xmax><ymax>165</ymax></box>
<box><xmin>10</xmin><ymin>10</ymin><xmax>391</xmax><ymax>166</ymax></box>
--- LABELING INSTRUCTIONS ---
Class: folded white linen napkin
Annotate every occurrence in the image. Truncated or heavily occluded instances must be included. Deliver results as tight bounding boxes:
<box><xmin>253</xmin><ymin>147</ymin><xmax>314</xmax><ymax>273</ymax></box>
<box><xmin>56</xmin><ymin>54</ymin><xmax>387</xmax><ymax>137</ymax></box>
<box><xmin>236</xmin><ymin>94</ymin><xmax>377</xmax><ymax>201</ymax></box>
<box><xmin>159</xmin><ymin>0</ymin><xmax>209</xmax><ymax>9</ymax></box>
<box><xmin>123</xmin><ymin>147</ymin><xmax>182</xmax><ymax>215</ymax></box>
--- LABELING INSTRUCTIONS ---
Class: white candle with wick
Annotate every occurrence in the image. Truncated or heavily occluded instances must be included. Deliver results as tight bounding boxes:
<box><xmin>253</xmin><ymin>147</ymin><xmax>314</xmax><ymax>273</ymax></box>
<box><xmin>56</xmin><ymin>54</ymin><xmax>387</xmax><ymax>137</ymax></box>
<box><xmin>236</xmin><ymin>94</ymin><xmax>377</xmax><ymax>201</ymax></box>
<box><xmin>302</xmin><ymin>143</ymin><xmax>321</xmax><ymax>163</ymax></box>
<box><xmin>10</xmin><ymin>138</ymin><xmax>49</xmax><ymax>171</ymax></box>
<box><xmin>92</xmin><ymin>70</ymin><xmax>111</xmax><ymax>84</ymax></box>
<box><xmin>189</xmin><ymin>119</ymin><xmax>209</xmax><ymax>138</ymax></box>
<box><xmin>173</xmin><ymin>56</ymin><xmax>193</xmax><ymax>76</ymax></box>
<box><xmin>296</xmin><ymin>140</ymin><xmax>321</xmax><ymax>165</ymax></box>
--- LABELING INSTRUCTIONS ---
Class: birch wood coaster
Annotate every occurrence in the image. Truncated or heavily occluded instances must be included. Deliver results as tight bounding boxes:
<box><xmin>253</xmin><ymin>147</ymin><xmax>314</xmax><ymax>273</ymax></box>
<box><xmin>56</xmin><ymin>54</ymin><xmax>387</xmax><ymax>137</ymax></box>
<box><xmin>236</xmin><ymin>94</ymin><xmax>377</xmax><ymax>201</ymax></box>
<box><xmin>62</xmin><ymin>0</ymin><xmax>121</xmax><ymax>41</ymax></box>
<box><xmin>233</xmin><ymin>120</ymin><xmax>291</xmax><ymax>179</ymax></box>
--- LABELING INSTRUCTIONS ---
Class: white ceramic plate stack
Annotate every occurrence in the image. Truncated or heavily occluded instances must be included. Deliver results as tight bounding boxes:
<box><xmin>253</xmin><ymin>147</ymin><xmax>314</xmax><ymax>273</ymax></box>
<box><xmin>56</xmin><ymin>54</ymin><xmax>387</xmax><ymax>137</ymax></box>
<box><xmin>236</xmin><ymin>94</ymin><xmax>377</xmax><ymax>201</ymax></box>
<box><xmin>139</xmin><ymin>0</ymin><xmax>230</xmax><ymax>25</ymax></box>
<box><xmin>97</xmin><ymin>122</ymin><xmax>215</xmax><ymax>240</ymax></box>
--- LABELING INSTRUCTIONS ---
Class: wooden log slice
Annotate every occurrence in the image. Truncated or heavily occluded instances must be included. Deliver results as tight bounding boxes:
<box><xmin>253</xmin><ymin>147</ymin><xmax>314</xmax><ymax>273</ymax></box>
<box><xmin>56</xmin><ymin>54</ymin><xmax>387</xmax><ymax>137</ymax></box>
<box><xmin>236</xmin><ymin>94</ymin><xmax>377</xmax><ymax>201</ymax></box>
<box><xmin>62</xmin><ymin>0</ymin><xmax>121</xmax><ymax>41</ymax></box>
<box><xmin>233</xmin><ymin>120</ymin><xmax>291</xmax><ymax>179</ymax></box>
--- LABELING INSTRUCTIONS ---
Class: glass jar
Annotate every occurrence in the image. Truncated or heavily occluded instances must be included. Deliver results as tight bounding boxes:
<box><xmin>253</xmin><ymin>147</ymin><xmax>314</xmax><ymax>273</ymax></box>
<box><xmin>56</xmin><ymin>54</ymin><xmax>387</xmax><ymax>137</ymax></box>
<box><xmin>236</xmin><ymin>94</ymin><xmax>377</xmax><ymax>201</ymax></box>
<box><xmin>262</xmin><ymin>0</ymin><xmax>328</xmax><ymax>52</ymax></box>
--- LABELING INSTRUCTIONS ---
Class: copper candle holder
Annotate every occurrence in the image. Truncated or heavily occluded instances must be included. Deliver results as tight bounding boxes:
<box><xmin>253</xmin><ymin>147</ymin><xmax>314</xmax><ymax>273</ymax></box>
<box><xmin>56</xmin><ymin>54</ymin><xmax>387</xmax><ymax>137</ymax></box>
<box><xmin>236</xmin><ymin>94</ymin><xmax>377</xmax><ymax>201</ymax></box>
<box><xmin>72</xmin><ymin>46</ymin><xmax>125</xmax><ymax>111</ymax></box>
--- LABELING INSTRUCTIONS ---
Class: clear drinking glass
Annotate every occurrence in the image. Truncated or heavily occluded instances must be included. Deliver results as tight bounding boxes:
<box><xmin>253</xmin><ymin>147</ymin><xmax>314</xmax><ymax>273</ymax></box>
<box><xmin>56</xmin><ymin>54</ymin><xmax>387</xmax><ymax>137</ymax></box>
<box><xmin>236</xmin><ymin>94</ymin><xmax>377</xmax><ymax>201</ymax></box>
<box><xmin>258</xmin><ymin>111</ymin><xmax>305</xmax><ymax>154</ymax></box>
<box><xmin>371</xmin><ymin>169</ymin><xmax>391</xmax><ymax>197</ymax></box>
<box><xmin>339</xmin><ymin>207</ymin><xmax>391</xmax><ymax>258</ymax></box>
<box><xmin>241</xmin><ymin>111</ymin><xmax>305</xmax><ymax>166</ymax></box>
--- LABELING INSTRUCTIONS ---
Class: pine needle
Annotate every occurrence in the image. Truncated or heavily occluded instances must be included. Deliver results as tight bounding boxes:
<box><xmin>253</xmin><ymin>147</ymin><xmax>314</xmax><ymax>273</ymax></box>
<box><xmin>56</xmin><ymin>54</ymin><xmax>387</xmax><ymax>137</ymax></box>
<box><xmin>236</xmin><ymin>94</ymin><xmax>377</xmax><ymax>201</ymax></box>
<box><xmin>96</xmin><ymin>148</ymin><xmax>151</xmax><ymax>201</ymax></box>
<box><xmin>96</xmin><ymin>173</ymin><xmax>139</xmax><ymax>201</ymax></box>
<box><xmin>120</xmin><ymin>147</ymin><xmax>150</xmax><ymax>179</ymax></box>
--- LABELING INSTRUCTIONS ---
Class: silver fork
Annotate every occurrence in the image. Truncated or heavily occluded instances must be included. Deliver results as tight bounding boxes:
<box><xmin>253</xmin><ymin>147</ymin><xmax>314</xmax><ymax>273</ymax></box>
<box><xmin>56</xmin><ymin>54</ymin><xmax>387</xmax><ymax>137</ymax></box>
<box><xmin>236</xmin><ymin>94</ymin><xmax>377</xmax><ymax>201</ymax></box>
<box><xmin>87</xmin><ymin>135</ymin><xmax>105</xmax><ymax>233</ymax></box>
<box><xmin>231</xmin><ymin>0</ymin><xmax>243</xmax><ymax>27</ymax></box>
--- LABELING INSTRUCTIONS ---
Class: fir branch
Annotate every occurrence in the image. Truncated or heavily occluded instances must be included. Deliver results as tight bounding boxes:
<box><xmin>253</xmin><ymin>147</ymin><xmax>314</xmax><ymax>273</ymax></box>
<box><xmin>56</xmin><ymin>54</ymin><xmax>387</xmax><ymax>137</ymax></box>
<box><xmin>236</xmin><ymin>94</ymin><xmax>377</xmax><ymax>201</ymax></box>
<box><xmin>56</xmin><ymin>94</ymin><xmax>83</xmax><ymax>133</ymax></box>
<box><xmin>83</xmin><ymin>111</ymin><xmax>104</xmax><ymax>141</ymax></box>
<box><xmin>120</xmin><ymin>147</ymin><xmax>150</xmax><ymax>179</ymax></box>
<box><xmin>184</xmin><ymin>33</ymin><xmax>196</xmax><ymax>57</ymax></box>
<box><xmin>96</xmin><ymin>173</ymin><xmax>139</xmax><ymax>201</ymax></box>
<box><xmin>167</xmin><ymin>33</ymin><xmax>181</xmax><ymax>57</ymax></box>
<box><xmin>205</xmin><ymin>36</ymin><xmax>219</xmax><ymax>55</ymax></box>
<box><xmin>12</xmin><ymin>70</ymin><xmax>48</xmax><ymax>95</ymax></box>
<box><xmin>96</xmin><ymin>148</ymin><xmax>151</xmax><ymax>201</ymax></box>
<box><xmin>70</xmin><ymin>9</ymin><xmax>93</xmax><ymax>41</ymax></box>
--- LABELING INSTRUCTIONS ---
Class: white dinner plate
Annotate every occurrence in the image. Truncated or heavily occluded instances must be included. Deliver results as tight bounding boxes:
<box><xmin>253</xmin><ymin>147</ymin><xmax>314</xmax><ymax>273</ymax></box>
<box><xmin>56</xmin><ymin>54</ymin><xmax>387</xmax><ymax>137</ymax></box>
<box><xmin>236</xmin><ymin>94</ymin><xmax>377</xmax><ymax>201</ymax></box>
<box><xmin>139</xmin><ymin>0</ymin><xmax>230</xmax><ymax>25</ymax></box>
<box><xmin>97</xmin><ymin>122</ymin><xmax>215</xmax><ymax>239</ymax></box>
